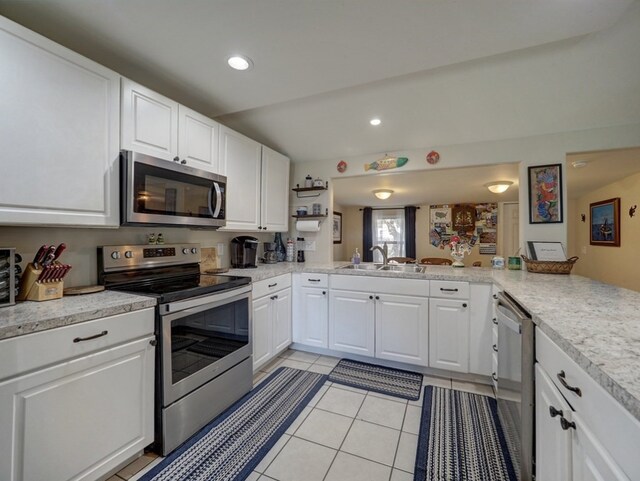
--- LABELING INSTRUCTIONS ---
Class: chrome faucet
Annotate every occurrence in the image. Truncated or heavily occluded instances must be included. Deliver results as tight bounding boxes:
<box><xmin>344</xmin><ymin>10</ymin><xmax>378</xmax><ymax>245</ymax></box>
<box><xmin>370</xmin><ymin>242</ymin><xmax>389</xmax><ymax>265</ymax></box>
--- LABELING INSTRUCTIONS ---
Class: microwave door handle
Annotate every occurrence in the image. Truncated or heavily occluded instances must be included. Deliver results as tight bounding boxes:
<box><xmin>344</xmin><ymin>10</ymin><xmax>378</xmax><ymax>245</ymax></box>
<box><xmin>209</xmin><ymin>182</ymin><xmax>222</xmax><ymax>218</ymax></box>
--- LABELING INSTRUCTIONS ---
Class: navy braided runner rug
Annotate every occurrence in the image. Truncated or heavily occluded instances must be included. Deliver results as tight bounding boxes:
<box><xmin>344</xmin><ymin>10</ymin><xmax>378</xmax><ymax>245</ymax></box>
<box><xmin>328</xmin><ymin>358</ymin><xmax>423</xmax><ymax>400</ymax></box>
<box><xmin>414</xmin><ymin>386</ymin><xmax>518</xmax><ymax>481</ymax></box>
<box><xmin>140</xmin><ymin>367</ymin><xmax>327</xmax><ymax>481</ymax></box>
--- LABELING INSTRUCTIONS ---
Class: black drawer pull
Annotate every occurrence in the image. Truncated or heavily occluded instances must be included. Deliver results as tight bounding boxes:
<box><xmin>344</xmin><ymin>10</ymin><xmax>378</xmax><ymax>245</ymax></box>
<box><xmin>492</xmin><ymin>317</ymin><xmax>498</xmax><ymax>325</ymax></box>
<box><xmin>560</xmin><ymin>417</ymin><xmax>576</xmax><ymax>431</ymax></box>
<box><xmin>557</xmin><ymin>370</ymin><xmax>582</xmax><ymax>397</ymax></box>
<box><xmin>268</xmin><ymin>283</ymin><xmax>278</xmax><ymax>288</ymax></box>
<box><xmin>270</xmin><ymin>295</ymin><xmax>279</xmax><ymax>300</ymax></box>
<box><xmin>549</xmin><ymin>406</ymin><xmax>562</xmax><ymax>418</ymax></box>
<box><xmin>492</xmin><ymin>344</ymin><xmax>498</xmax><ymax>352</ymax></box>
<box><xmin>492</xmin><ymin>372</ymin><xmax>498</xmax><ymax>382</ymax></box>
<box><xmin>73</xmin><ymin>330</ymin><xmax>108</xmax><ymax>343</ymax></box>
<box><xmin>440</xmin><ymin>288</ymin><xmax>459</xmax><ymax>292</ymax></box>
<box><xmin>308</xmin><ymin>278</ymin><xmax>321</xmax><ymax>282</ymax></box>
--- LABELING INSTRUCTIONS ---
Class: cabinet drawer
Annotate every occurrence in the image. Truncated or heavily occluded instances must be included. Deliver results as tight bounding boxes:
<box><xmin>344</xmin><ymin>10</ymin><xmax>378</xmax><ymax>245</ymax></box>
<box><xmin>253</xmin><ymin>273</ymin><xmax>291</xmax><ymax>299</ymax></box>
<box><xmin>0</xmin><ymin>308</ymin><xmax>155</xmax><ymax>381</ymax></box>
<box><xmin>330</xmin><ymin>274</ymin><xmax>428</xmax><ymax>297</ymax></box>
<box><xmin>430</xmin><ymin>280</ymin><xmax>469</xmax><ymax>299</ymax></box>
<box><xmin>300</xmin><ymin>273</ymin><xmax>328</xmax><ymax>288</ymax></box>
<box><xmin>536</xmin><ymin>328</ymin><xmax>640</xmax><ymax>479</ymax></box>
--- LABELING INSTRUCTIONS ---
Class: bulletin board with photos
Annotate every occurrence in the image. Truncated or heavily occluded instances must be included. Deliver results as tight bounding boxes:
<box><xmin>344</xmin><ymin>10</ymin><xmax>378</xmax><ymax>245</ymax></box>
<box><xmin>429</xmin><ymin>203</ymin><xmax>498</xmax><ymax>255</ymax></box>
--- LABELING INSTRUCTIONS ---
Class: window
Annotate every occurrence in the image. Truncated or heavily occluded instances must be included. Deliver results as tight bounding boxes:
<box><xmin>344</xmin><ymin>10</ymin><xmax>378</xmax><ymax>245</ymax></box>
<box><xmin>371</xmin><ymin>208</ymin><xmax>405</xmax><ymax>262</ymax></box>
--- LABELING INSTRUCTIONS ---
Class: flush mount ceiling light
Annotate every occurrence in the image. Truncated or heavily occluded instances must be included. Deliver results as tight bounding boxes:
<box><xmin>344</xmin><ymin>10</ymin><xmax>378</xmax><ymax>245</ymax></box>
<box><xmin>485</xmin><ymin>181</ymin><xmax>513</xmax><ymax>194</ymax></box>
<box><xmin>369</xmin><ymin>118</ymin><xmax>382</xmax><ymax>126</ymax></box>
<box><xmin>571</xmin><ymin>160</ymin><xmax>589</xmax><ymax>168</ymax></box>
<box><xmin>373</xmin><ymin>189</ymin><xmax>394</xmax><ymax>200</ymax></box>
<box><xmin>227</xmin><ymin>55</ymin><xmax>253</xmax><ymax>71</ymax></box>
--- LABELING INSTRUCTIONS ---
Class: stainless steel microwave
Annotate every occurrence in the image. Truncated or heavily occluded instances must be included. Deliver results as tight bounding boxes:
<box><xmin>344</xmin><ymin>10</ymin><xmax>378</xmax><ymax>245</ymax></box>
<box><xmin>120</xmin><ymin>150</ymin><xmax>226</xmax><ymax>228</ymax></box>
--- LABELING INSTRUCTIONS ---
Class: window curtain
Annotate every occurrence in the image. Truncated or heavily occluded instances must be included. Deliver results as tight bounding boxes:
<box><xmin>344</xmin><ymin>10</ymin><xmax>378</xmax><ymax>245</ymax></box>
<box><xmin>363</xmin><ymin>207</ymin><xmax>373</xmax><ymax>262</ymax></box>
<box><xmin>404</xmin><ymin>206</ymin><xmax>417</xmax><ymax>259</ymax></box>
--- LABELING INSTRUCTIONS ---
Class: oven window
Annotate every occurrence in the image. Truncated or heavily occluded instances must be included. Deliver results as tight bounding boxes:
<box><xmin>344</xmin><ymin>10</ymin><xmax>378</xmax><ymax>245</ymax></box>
<box><xmin>133</xmin><ymin>162</ymin><xmax>223</xmax><ymax>218</ymax></box>
<box><xmin>170</xmin><ymin>298</ymin><xmax>248</xmax><ymax>384</ymax></box>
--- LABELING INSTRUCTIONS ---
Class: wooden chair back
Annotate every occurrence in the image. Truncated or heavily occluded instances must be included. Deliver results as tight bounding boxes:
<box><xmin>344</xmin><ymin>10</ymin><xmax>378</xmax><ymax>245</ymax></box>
<box><xmin>387</xmin><ymin>257</ymin><xmax>416</xmax><ymax>264</ymax></box>
<box><xmin>472</xmin><ymin>261</ymin><xmax>482</xmax><ymax>267</ymax></box>
<box><xmin>420</xmin><ymin>257</ymin><xmax>453</xmax><ymax>265</ymax></box>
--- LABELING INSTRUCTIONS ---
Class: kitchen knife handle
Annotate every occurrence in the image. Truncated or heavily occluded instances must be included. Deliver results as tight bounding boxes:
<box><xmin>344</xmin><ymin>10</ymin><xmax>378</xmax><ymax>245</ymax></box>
<box><xmin>53</xmin><ymin>243</ymin><xmax>66</xmax><ymax>260</ymax></box>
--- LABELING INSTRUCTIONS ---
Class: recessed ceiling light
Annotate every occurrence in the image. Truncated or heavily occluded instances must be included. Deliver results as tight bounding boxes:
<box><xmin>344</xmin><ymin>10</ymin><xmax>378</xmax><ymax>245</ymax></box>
<box><xmin>227</xmin><ymin>55</ymin><xmax>253</xmax><ymax>71</ymax></box>
<box><xmin>484</xmin><ymin>181</ymin><xmax>513</xmax><ymax>194</ymax></box>
<box><xmin>370</xmin><ymin>118</ymin><xmax>382</xmax><ymax>126</ymax></box>
<box><xmin>571</xmin><ymin>160</ymin><xmax>588</xmax><ymax>168</ymax></box>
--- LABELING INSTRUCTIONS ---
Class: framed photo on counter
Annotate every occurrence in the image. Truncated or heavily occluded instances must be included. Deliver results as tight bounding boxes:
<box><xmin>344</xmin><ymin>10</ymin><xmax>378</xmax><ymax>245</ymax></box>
<box><xmin>590</xmin><ymin>198</ymin><xmax>620</xmax><ymax>246</ymax></box>
<box><xmin>527</xmin><ymin>241</ymin><xmax>567</xmax><ymax>261</ymax></box>
<box><xmin>333</xmin><ymin>211</ymin><xmax>342</xmax><ymax>244</ymax></box>
<box><xmin>528</xmin><ymin>164</ymin><xmax>563</xmax><ymax>224</ymax></box>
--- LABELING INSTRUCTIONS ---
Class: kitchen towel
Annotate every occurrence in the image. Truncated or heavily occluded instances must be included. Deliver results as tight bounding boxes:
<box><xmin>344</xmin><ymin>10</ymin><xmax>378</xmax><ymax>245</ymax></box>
<box><xmin>295</xmin><ymin>220</ymin><xmax>320</xmax><ymax>232</ymax></box>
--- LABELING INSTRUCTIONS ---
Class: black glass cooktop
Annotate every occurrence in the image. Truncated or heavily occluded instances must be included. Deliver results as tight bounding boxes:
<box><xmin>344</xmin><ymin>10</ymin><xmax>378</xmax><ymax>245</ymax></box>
<box><xmin>109</xmin><ymin>274</ymin><xmax>251</xmax><ymax>303</ymax></box>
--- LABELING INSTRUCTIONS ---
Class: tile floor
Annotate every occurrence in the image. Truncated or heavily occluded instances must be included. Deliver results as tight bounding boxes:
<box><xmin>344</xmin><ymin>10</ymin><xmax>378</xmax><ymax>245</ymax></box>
<box><xmin>115</xmin><ymin>349</ymin><xmax>493</xmax><ymax>481</ymax></box>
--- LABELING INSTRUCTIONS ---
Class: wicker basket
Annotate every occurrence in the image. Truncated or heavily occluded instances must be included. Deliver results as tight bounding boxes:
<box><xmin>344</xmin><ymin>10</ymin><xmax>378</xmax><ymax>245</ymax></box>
<box><xmin>521</xmin><ymin>255</ymin><xmax>579</xmax><ymax>275</ymax></box>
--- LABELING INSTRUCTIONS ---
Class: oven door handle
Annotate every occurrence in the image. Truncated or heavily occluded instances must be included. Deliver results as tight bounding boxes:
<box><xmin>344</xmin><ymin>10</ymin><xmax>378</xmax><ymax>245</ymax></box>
<box><xmin>162</xmin><ymin>284</ymin><xmax>252</xmax><ymax>315</ymax></box>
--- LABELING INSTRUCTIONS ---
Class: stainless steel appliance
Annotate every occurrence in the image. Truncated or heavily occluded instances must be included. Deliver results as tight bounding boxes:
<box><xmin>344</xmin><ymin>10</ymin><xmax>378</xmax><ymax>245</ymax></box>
<box><xmin>262</xmin><ymin>242</ymin><xmax>278</xmax><ymax>264</ymax></box>
<box><xmin>98</xmin><ymin>244</ymin><xmax>252</xmax><ymax>455</ymax></box>
<box><xmin>496</xmin><ymin>291</ymin><xmax>534</xmax><ymax>481</ymax></box>
<box><xmin>230</xmin><ymin>236</ymin><xmax>259</xmax><ymax>268</ymax></box>
<box><xmin>0</xmin><ymin>248</ymin><xmax>17</xmax><ymax>307</ymax></box>
<box><xmin>120</xmin><ymin>150</ymin><xmax>226</xmax><ymax>228</ymax></box>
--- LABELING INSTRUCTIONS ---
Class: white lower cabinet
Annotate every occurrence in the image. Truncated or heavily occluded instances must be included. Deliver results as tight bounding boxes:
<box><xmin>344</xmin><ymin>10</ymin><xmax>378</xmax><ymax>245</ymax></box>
<box><xmin>294</xmin><ymin>286</ymin><xmax>329</xmax><ymax>348</ymax></box>
<box><xmin>252</xmin><ymin>279</ymin><xmax>292</xmax><ymax>371</ymax></box>
<box><xmin>0</xmin><ymin>309</ymin><xmax>155</xmax><ymax>481</ymax></box>
<box><xmin>428</xmin><ymin>298</ymin><xmax>470</xmax><ymax>373</ymax></box>
<box><xmin>329</xmin><ymin>289</ymin><xmax>375</xmax><ymax>357</ymax></box>
<box><xmin>375</xmin><ymin>294</ymin><xmax>429</xmax><ymax>366</ymax></box>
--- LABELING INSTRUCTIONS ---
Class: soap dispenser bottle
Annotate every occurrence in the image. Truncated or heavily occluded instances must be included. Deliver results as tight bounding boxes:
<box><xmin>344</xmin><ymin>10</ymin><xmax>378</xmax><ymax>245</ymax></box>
<box><xmin>352</xmin><ymin>248</ymin><xmax>361</xmax><ymax>265</ymax></box>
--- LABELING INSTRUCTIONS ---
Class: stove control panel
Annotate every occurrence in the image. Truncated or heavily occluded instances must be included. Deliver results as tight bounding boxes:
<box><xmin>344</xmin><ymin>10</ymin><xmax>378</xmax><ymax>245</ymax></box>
<box><xmin>100</xmin><ymin>244</ymin><xmax>201</xmax><ymax>271</ymax></box>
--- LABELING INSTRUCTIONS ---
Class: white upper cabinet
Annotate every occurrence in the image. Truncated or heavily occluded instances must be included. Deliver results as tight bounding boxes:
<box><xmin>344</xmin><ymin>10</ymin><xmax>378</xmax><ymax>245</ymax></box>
<box><xmin>121</xmin><ymin>78</ymin><xmax>178</xmax><ymax>161</ymax></box>
<box><xmin>0</xmin><ymin>16</ymin><xmax>120</xmax><ymax>226</ymax></box>
<box><xmin>178</xmin><ymin>105</ymin><xmax>219</xmax><ymax>172</ymax></box>
<box><xmin>219</xmin><ymin>125</ymin><xmax>290</xmax><ymax>232</ymax></box>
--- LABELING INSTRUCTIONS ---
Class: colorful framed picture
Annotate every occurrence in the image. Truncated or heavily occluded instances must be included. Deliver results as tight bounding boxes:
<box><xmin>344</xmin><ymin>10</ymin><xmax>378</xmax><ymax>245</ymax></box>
<box><xmin>590</xmin><ymin>198</ymin><xmax>620</xmax><ymax>246</ymax></box>
<box><xmin>528</xmin><ymin>164</ymin><xmax>563</xmax><ymax>224</ymax></box>
<box><xmin>333</xmin><ymin>211</ymin><xmax>342</xmax><ymax>244</ymax></box>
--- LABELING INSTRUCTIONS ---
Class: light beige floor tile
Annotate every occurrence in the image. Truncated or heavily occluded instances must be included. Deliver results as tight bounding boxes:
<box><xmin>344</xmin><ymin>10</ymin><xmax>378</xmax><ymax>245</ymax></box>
<box><xmin>294</xmin><ymin>408</ymin><xmax>353</xmax><ymax>449</ymax></box>
<box><xmin>253</xmin><ymin>371</ymin><xmax>267</xmax><ymax>386</ymax></box>
<box><xmin>117</xmin><ymin>452</ymin><xmax>157</xmax><ymax>479</ymax></box>
<box><xmin>287</xmin><ymin>351</ymin><xmax>321</xmax><ymax>363</ymax></box>
<box><xmin>367</xmin><ymin>390</ymin><xmax>409</xmax><ymax>404</ymax></box>
<box><xmin>307</xmin><ymin>383</ymin><xmax>329</xmax><ymax>407</ymax></box>
<box><xmin>357</xmin><ymin>395</ymin><xmax>407</xmax><ymax>429</ymax></box>
<box><xmin>315</xmin><ymin>386</ymin><xmax>366</xmax><ymax>417</ymax></box>
<box><xmin>314</xmin><ymin>355</ymin><xmax>341</xmax><ymax>367</ymax></box>
<box><xmin>452</xmin><ymin>379</ymin><xmax>495</xmax><ymax>397</ymax></box>
<box><xmin>128</xmin><ymin>457</ymin><xmax>163</xmax><ymax>481</ymax></box>
<box><xmin>258</xmin><ymin>476</ymin><xmax>278</xmax><ymax>481</ymax></box>
<box><xmin>105</xmin><ymin>476</ymin><xmax>123</xmax><ymax>481</ymax></box>
<box><xmin>261</xmin><ymin>358</ymin><xmax>284</xmax><ymax>373</ymax></box>
<box><xmin>402</xmin><ymin>404</ymin><xmax>423</xmax><ymax>435</ymax></box>
<box><xmin>394</xmin><ymin>431</ymin><xmax>419</xmax><ymax>473</ymax></box>
<box><xmin>341</xmin><ymin>420</ymin><xmax>401</xmax><ymax>466</ymax></box>
<box><xmin>245</xmin><ymin>472</ymin><xmax>261</xmax><ymax>481</ymax></box>
<box><xmin>324</xmin><ymin>451</ymin><xmax>392</xmax><ymax>481</ymax></box>
<box><xmin>264</xmin><ymin>436</ymin><xmax>336</xmax><ymax>481</ymax></box>
<box><xmin>330</xmin><ymin>383</ymin><xmax>369</xmax><ymax>396</ymax></box>
<box><xmin>254</xmin><ymin>434</ymin><xmax>291</xmax><ymax>473</ymax></box>
<box><xmin>276</xmin><ymin>358</ymin><xmax>313</xmax><ymax>371</ymax></box>
<box><xmin>285</xmin><ymin>405</ymin><xmax>312</xmax><ymax>435</ymax></box>
<box><xmin>307</xmin><ymin>363</ymin><xmax>334</xmax><ymax>375</ymax></box>
<box><xmin>422</xmin><ymin>375</ymin><xmax>452</xmax><ymax>389</ymax></box>
<box><xmin>391</xmin><ymin>468</ymin><xmax>414</xmax><ymax>481</ymax></box>
<box><xmin>278</xmin><ymin>349</ymin><xmax>295</xmax><ymax>358</ymax></box>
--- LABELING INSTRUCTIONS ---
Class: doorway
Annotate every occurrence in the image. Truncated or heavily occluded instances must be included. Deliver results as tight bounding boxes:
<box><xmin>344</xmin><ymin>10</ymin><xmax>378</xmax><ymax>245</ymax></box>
<box><xmin>501</xmin><ymin>202</ymin><xmax>520</xmax><ymax>257</ymax></box>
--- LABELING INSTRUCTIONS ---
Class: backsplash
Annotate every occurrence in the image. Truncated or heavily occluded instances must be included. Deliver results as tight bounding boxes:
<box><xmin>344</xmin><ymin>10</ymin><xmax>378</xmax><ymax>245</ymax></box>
<box><xmin>0</xmin><ymin>226</ymin><xmax>274</xmax><ymax>288</ymax></box>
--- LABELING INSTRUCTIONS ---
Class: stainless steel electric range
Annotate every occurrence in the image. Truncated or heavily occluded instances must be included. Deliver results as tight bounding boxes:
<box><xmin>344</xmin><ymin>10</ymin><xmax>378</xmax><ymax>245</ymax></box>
<box><xmin>98</xmin><ymin>244</ymin><xmax>252</xmax><ymax>455</ymax></box>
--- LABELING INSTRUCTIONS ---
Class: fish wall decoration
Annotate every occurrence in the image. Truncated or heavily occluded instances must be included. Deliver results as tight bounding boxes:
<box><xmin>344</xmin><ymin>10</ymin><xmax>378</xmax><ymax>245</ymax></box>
<box><xmin>364</xmin><ymin>154</ymin><xmax>409</xmax><ymax>172</ymax></box>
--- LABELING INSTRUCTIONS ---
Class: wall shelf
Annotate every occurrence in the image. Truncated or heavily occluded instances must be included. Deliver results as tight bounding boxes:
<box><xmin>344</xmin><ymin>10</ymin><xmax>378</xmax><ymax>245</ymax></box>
<box><xmin>291</xmin><ymin>214</ymin><xmax>327</xmax><ymax>219</ymax></box>
<box><xmin>292</xmin><ymin>182</ymin><xmax>329</xmax><ymax>198</ymax></box>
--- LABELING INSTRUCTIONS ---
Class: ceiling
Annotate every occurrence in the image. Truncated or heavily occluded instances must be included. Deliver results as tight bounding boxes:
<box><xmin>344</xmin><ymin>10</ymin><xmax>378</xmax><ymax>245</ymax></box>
<box><xmin>566</xmin><ymin>148</ymin><xmax>640</xmax><ymax>199</ymax></box>
<box><xmin>1</xmin><ymin>0</ymin><xmax>639</xmax><ymax>163</ymax></box>
<box><xmin>333</xmin><ymin>162</ymin><xmax>519</xmax><ymax>207</ymax></box>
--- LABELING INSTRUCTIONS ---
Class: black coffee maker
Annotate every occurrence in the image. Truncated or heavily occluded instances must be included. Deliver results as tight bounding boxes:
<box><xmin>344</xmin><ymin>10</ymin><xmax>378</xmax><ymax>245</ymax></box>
<box><xmin>231</xmin><ymin>236</ymin><xmax>259</xmax><ymax>268</ymax></box>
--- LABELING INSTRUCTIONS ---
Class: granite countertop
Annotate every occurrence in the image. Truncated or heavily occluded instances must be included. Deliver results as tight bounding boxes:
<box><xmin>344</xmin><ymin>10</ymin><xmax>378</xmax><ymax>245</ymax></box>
<box><xmin>0</xmin><ymin>291</ymin><xmax>157</xmax><ymax>341</ymax></box>
<box><xmin>230</xmin><ymin>262</ymin><xmax>640</xmax><ymax>422</ymax></box>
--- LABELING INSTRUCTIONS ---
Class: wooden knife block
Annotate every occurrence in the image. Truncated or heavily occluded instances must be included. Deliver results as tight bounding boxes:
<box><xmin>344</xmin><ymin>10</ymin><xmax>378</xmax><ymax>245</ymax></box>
<box><xmin>16</xmin><ymin>263</ymin><xmax>63</xmax><ymax>302</ymax></box>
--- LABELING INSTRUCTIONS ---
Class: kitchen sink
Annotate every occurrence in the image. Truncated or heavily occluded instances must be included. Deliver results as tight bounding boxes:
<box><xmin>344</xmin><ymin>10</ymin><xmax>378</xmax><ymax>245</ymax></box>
<box><xmin>340</xmin><ymin>263</ymin><xmax>382</xmax><ymax>270</ymax></box>
<box><xmin>340</xmin><ymin>263</ymin><xmax>424</xmax><ymax>273</ymax></box>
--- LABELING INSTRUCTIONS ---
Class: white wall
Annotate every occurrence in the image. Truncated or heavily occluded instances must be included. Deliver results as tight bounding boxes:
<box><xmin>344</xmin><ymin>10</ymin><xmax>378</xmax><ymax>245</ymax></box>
<box><xmin>291</xmin><ymin>122</ymin><xmax>640</xmax><ymax>262</ymax></box>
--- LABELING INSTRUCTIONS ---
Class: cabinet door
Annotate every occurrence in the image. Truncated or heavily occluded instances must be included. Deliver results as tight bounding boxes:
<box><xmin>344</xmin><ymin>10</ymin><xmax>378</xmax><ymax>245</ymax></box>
<box><xmin>375</xmin><ymin>293</ymin><xmax>429</xmax><ymax>366</ymax></box>
<box><xmin>329</xmin><ymin>290</ymin><xmax>375</xmax><ymax>356</ymax></box>
<box><xmin>0</xmin><ymin>336</ymin><xmax>154</xmax><ymax>481</ymax></box>
<box><xmin>535</xmin><ymin>364</ymin><xmax>573</xmax><ymax>481</ymax></box>
<box><xmin>572</xmin><ymin>412</ymin><xmax>631</xmax><ymax>481</ymax></box>
<box><xmin>429</xmin><ymin>298</ymin><xmax>470</xmax><ymax>373</ymax></box>
<box><xmin>178</xmin><ymin>105</ymin><xmax>219</xmax><ymax>172</ymax></box>
<box><xmin>260</xmin><ymin>146</ymin><xmax>290</xmax><ymax>232</ymax></box>
<box><xmin>272</xmin><ymin>288</ymin><xmax>292</xmax><ymax>354</ymax></box>
<box><xmin>295</xmin><ymin>287</ymin><xmax>329</xmax><ymax>348</ymax></box>
<box><xmin>469</xmin><ymin>283</ymin><xmax>493</xmax><ymax>375</ymax></box>
<box><xmin>218</xmin><ymin>125</ymin><xmax>262</xmax><ymax>231</ymax></box>
<box><xmin>121</xmin><ymin>79</ymin><xmax>178</xmax><ymax>160</ymax></box>
<box><xmin>0</xmin><ymin>17</ymin><xmax>120</xmax><ymax>227</ymax></box>
<box><xmin>252</xmin><ymin>295</ymin><xmax>272</xmax><ymax>371</ymax></box>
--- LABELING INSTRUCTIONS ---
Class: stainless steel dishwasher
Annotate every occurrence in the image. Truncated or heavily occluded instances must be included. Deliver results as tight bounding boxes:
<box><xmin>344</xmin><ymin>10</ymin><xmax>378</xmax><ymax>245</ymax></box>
<box><xmin>496</xmin><ymin>291</ymin><xmax>534</xmax><ymax>481</ymax></box>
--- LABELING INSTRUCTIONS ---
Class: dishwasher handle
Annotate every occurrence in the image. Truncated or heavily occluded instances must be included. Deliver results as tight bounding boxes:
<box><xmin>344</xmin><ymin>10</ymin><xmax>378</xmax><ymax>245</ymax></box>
<box><xmin>496</xmin><ymin>292</ymin><xmax>530</xmax><ymax>322</ymax></box>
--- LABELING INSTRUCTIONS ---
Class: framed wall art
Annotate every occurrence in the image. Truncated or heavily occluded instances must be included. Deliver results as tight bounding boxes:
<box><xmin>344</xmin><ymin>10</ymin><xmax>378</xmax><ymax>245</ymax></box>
<box><xmin>590</xmin><ymin>198</ymin><xmax>620</xmax><ymax>246</ymax></box>
<box><xmin>528</xmin><ymin>164</ymin><xmax>563</xmax><ymax>224</ymax></box>
<box><xmin>333</xmin><ymin>211</ymin><xmax>342</xmax><ymax>244</ymax></box>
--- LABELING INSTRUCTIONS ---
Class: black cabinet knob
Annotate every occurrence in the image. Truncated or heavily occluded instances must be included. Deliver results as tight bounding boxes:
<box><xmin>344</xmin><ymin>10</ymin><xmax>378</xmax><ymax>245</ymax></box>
<box><xmin>462</xmin><ymin>303</ymin><xmax>467</xmax><ymax>308</ymax></box>
<box><xmin>560</xmin><ymin>417</ymin><xmax>576</xmax><ymax>431</ymax></box>
<box><xmin>369</xmin><ymin>295</ymin><xmax>373</xmax><ymax>300</ymax></box>
<box><xmin>375</xmin><ymin>295</ymin><xmax>380</xmax><ymax>300</ymax></box>
<box><xmin>173</xmin><ymin>156</ymin><xmax>180</xmax><ymax>162</ymax></box>
<box><xmin>549</xmin><ymin>406</ymin><xmax>562</xmax><ymax>418</ymax></box>
<box><xmin>180</xmin><ymin>159</ymin><xmax>187</xmax><ymax>164</ymax></box>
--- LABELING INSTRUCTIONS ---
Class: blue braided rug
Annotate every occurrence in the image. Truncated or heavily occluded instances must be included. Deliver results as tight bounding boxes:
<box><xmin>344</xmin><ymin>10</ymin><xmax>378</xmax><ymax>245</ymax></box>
<box><xmin>414</xmin><ymin>386</ymin><xmax>518</xmax><ymax>481</ymax></box>
<box><xmin>140</xmin><ymin>367</ymin><xmax>327</xmax><ymax>481</ymax></box>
